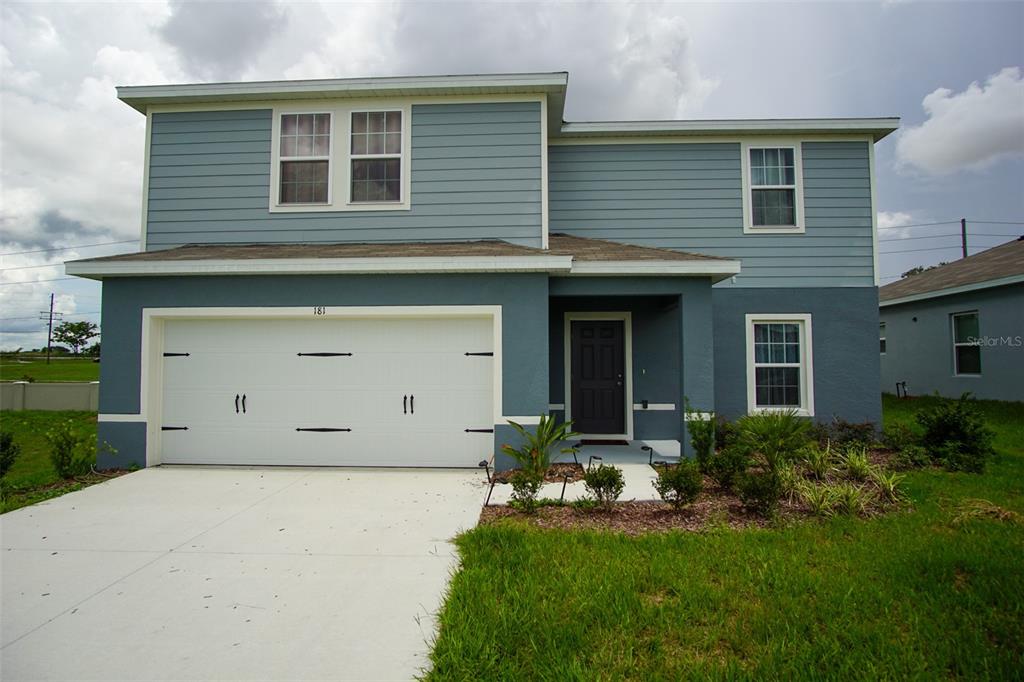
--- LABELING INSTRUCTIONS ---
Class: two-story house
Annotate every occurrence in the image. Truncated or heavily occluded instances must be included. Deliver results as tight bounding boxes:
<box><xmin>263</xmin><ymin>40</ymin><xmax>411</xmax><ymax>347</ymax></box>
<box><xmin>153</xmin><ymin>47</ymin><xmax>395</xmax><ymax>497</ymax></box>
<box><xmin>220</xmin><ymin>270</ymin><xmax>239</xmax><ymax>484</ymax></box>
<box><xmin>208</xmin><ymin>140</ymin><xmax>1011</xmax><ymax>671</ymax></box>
<box><xmin>66</xmin><ymin>72</ymin><xmax>898</xmax><ymax>469</ymax></box>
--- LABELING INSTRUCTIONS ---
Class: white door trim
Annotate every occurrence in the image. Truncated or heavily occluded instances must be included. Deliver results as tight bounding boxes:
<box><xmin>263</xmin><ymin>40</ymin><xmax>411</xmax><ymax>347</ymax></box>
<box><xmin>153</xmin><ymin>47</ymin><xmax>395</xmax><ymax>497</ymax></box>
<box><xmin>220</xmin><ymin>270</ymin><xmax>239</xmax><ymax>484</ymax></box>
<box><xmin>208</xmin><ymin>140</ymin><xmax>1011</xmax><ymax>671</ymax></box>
<box><xmin>563</xmin><ymin>312</ymin><xmax>633</xmax><ymax>441</ymax></box>
<box><xmin>138</xmin><ymin>305</ymin><xmax>502</xmax><ymax>466</ymax></box>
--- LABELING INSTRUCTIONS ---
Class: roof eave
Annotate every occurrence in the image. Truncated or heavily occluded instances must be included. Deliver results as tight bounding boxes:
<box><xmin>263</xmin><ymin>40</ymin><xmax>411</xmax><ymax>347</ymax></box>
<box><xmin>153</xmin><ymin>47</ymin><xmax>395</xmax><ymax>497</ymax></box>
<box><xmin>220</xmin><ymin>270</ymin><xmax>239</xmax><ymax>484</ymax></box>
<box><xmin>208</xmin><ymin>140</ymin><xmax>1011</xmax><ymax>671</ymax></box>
<box><xmin>555</xmin><ymin>118</ymin><xmax>901</xmax><ymax>142</ymax></box>
<box><xmin>879</xmin><ymin>274</ymin><xmax>1024</xmax><ymax>307</ymax></box>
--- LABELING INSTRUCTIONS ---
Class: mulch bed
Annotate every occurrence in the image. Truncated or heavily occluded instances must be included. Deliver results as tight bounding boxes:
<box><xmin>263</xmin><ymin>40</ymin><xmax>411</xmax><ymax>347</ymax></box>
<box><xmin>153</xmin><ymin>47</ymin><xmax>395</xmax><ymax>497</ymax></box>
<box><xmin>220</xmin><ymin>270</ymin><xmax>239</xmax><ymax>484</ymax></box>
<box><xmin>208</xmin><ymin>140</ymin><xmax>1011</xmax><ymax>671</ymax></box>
<box><xmin>492</xmin><ymin>462</ymin><xmax>584</xmax><ymax>484</ymax></box>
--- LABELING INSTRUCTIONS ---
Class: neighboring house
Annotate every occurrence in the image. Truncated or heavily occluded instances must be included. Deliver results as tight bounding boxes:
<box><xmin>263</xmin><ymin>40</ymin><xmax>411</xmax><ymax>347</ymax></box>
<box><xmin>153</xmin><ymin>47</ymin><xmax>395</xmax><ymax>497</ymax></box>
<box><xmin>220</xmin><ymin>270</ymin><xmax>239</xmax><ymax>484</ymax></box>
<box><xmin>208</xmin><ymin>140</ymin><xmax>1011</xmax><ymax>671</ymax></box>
<box><xmin>65</xmin><ymin>72</ymin><xmax>898</xmax><ymax>469</ymax></box>
<box><xmin>879</xmin><ymin>238</ymin><xmax>1024</xmax><ymax>402</ymax></box>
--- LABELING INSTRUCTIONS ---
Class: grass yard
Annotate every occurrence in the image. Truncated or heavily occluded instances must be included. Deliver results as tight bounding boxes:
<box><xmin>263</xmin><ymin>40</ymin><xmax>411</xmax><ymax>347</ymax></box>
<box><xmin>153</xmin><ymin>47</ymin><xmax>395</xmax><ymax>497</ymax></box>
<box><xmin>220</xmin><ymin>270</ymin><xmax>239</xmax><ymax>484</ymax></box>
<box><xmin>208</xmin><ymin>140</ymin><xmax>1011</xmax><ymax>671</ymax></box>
<box><xmin>0</xmin><ymin>411</ymin><xmax>119</xmax><ymax>514</ymax></box>
<box><xmin>0</xmin><ymin>356</ymin><xmax>100</xmax><ymax>382</ymax></box>
<box><xmin>428</xmin><ymin>395</ymin><xmax>1024</xmax><ymax>680</ymax></box>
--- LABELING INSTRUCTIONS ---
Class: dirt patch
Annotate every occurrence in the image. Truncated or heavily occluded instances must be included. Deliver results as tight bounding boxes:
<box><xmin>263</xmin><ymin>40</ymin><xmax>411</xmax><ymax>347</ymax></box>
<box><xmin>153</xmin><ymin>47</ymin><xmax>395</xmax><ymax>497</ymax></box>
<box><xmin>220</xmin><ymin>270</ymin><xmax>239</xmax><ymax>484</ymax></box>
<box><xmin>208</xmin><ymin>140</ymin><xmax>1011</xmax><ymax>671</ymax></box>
<box><xmin>492</xmin><ymin>462</ymin><xmax>584</xmax><ymax>484</ymax></box>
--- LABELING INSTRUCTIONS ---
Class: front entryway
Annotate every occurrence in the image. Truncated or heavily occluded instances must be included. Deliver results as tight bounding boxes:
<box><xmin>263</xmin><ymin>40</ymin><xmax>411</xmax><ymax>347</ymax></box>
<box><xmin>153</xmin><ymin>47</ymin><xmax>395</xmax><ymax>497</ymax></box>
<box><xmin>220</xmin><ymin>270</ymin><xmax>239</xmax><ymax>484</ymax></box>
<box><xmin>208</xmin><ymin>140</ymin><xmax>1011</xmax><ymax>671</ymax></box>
<box><xmin>569</xmin><ymin>319</ymin><xmax>626</xmax><ymax>434</ymax></box>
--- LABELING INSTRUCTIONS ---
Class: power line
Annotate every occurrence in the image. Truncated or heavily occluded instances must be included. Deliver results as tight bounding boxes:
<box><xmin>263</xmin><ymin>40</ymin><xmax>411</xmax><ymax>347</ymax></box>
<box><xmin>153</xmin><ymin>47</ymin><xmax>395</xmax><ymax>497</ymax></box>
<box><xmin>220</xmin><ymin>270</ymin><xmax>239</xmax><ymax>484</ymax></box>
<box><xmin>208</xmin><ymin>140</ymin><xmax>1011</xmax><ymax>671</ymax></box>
<box><xmin>879</xmin><ymin>245</ymin><xmax>971</xmax><ymax>255</ymax></box>
<box><xmin>970</xmin><ymin>220</ymin><xmax>1024</xmax><ymax>225</ymax></box>
<box><xmin>0</xmin><ymin>239</ymin><xmax>138</xmax><ymax>257</ymax></box>
<box><xmin>878</xmin><ymin>232</ymin><xmax>1021</xmax><ymax>242</ymax></box>
<box><xmin>877</xmin><ymin>220</ymin><xmax>959</xmax><ymax>230</ymax></box>
<box><xmin>0</xmin><ymin>262</ymin><xmax>69</xmax><ymax>272</ymax></box>
<box><xmin>0</xmin><ymin>311</ymin><xmax>100</xmax><ymax>323</ymax></box>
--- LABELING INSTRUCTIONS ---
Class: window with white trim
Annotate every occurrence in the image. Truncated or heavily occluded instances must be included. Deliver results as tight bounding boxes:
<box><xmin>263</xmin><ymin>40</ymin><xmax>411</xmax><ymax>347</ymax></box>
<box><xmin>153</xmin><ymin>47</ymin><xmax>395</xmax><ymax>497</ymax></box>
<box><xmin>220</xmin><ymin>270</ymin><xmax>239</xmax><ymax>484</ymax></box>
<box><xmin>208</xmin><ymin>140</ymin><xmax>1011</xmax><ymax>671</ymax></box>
<box><xmin>879</xmin><ymin>322</ymin><xmax>886</xmax><ymax>354</ymax></box>
<box><xmin>350</xmin><ymin>111</ymin><xmax>402</xmax><ymax>203</ymax></box>
<box><xmin>746</xmin><ymin>314</ymin><xmax>814</xmax><ymax>415</ymax></box>
<box><xmin>749</xmin><ymin>147</ymin><xmax>797</xmax><ymax>227</ymax></box>
<box><xmin>278</xmin><ymin>113</ymin><xmax>331</xmax><ymax>204</ymax></box>
<box><xmin>951</xmin><ymin>311</ymin><xmax>981</xmax><ymax>375</ymax></box>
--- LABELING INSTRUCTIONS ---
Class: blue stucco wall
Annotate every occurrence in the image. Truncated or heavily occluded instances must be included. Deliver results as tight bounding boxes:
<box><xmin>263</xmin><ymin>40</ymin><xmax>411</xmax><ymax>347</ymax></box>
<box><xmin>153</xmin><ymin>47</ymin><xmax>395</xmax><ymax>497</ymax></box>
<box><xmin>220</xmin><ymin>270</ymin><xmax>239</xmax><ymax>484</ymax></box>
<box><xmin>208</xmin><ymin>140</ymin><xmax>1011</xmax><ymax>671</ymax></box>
<box><xmin>880</xmin><ymin>283</ymin><xmax>1023</xmax><ymax>401</ymax></box>
<box><xmin>147</xmin><ymin>102</ymin><xmax>543</xmax><ymax>248</ymax></box>
<box><xmin>97</xmin><ymin>273</ymin><xmax>550</xmax><ymax>468</ymax></box>
<box><xmin>712</xmin><ymin>287</ymin><xmax>882</xmax><ymax>424</ymax></box>
<box><xmin>548</xmin><ymin>141</ymin><xmax>874</xmax><ymax>288</ymax></box>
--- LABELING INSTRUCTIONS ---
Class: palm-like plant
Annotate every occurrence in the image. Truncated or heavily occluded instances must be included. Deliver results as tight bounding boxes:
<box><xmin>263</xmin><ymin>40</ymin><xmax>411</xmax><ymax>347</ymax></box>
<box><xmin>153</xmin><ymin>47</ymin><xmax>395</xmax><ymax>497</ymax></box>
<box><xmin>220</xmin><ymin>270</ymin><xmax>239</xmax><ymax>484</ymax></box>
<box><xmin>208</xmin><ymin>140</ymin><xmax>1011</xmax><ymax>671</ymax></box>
<box><xmin>501</xmin><ymin>415</ymin><xmax>580</xmax><ymax>477</ymax></box>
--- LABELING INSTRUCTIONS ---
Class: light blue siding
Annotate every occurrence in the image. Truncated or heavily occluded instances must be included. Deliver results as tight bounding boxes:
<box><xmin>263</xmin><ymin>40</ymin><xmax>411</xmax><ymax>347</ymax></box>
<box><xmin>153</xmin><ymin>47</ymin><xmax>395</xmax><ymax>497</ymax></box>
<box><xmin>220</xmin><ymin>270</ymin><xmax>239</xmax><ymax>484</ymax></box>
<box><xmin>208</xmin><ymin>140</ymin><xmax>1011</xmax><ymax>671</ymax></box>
<box><xmin>548</xmin><ymin>141</ymin><xmax>875</xmax><ymax>287</ymax></box>
<box><xmin>146</xmin><ymin>102</ymin><xmax>543</xmax><ymax>248</ymax></box>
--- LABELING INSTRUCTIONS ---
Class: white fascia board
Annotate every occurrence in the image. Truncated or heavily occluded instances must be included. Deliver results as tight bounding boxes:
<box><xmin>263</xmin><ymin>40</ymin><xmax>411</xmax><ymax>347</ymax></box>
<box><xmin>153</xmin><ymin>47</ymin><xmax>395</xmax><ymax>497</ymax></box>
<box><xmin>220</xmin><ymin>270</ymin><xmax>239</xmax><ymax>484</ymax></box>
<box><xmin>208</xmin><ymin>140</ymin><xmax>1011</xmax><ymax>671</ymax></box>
<box><xmin>568</xmin><ymin>259</ymin><xmax>741</xmax><ymax>282</ymax></box>
<box><xmin>117</xmin><ymin>72</ymin><xmax>569</xmax><ymax>113</ymax></box>
<box><xmin>557</xmin><ymin>118</ymin><xmax>900</xmax><ymax>142</ymax></box>
<box><xmin>879</xmin><ymin>274</ymin><xmax>1024</xmax><ymax>308</ymax></box>
<box><xmin>65</xmin><ymin>255</ymin><xmax>574</xmax><ymax>280</ymax></box>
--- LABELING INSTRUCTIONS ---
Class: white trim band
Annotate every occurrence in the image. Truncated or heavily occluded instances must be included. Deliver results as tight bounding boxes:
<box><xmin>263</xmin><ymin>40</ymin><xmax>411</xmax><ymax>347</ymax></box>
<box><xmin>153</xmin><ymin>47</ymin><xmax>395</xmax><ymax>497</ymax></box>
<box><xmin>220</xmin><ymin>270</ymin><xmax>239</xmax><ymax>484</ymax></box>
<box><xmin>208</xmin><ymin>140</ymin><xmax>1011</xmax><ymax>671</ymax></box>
<box><xmin>99</xmin><ymin>414</ymin><xmax>146</xmax><ymax>423</ymax></box>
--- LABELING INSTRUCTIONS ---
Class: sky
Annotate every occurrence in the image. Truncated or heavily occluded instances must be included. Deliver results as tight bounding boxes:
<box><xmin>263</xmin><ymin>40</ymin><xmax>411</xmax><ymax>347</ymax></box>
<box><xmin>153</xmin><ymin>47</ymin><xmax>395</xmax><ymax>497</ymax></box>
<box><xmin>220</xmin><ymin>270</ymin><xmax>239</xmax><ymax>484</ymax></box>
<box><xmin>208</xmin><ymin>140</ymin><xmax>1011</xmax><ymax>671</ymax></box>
<box><xmin>1</xmin><ymin>1</ymin><xmax>1023</xmax><ymax>350</ymax></box>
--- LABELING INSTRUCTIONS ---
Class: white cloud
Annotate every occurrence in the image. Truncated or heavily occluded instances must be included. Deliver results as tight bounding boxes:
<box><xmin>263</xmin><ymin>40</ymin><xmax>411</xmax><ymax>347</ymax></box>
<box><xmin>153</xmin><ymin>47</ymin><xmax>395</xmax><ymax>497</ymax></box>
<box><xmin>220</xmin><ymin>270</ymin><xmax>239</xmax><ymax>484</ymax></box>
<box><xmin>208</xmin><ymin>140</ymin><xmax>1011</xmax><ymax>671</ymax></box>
<box><xmin>877</xmin><ymin>211</ymin><xmax>914</xmax><ymax>229</ymax></box>
<box><xmin>897</xmin><ymin>67</ymin><xmax>1024</xmax><ymax>174</ymax></box>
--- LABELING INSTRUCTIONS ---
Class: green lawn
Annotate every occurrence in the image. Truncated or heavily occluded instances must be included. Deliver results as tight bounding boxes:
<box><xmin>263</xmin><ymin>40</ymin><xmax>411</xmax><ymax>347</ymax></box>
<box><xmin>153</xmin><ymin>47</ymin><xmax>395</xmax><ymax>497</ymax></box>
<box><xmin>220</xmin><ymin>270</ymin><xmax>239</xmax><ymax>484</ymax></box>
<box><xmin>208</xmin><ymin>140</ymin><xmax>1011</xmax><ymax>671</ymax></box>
<box><xmin>0</xmin><ymin>411</ymin><xmax>109</xmax><ymax>513</ymax></box>
<box><xmin>428</xmin><ymin>395</ymin><xmax>1024</xmax><ymax>680</ymax></box>
<box><xmin>0</xmin><ymin>356</ymin><xmax>100</xmax><ymax>382</ymax></box>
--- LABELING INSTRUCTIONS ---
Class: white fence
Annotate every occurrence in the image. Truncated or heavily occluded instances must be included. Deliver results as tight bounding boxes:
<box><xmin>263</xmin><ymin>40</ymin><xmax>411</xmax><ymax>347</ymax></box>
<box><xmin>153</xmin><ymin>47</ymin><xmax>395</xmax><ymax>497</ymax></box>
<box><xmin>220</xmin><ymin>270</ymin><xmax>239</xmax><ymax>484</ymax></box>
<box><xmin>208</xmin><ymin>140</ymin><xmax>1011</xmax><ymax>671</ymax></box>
<box><xmin>0</xmin><ymin>382</ymin><xmax>100</xmax><ymax>412</ymax></box>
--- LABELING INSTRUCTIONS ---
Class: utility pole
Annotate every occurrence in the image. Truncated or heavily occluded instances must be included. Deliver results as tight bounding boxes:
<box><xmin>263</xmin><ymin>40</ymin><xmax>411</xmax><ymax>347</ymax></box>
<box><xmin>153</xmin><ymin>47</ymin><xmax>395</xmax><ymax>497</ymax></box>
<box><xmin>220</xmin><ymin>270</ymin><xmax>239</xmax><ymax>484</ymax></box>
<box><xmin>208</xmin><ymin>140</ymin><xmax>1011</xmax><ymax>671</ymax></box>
<box><xmin>961</xmin><ymin>218</ymin><xmax>968</xmax><ymax>259</ymax></box>
<box><xmin>38</xmin><ymin>293</ymin><xmax>63</xmax><ymax>365</ymax></box>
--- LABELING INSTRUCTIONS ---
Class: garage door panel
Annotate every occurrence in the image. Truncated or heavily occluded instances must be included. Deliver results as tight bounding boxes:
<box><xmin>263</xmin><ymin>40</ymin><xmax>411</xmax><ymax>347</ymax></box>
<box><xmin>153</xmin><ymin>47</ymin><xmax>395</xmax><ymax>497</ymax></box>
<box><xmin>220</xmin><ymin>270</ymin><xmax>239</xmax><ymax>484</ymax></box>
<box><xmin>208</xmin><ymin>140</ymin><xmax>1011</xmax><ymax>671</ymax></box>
<box><xmin>160</xmin><ymin>315</ymin><xmax>494</xmax><ymax>467</ymax></box>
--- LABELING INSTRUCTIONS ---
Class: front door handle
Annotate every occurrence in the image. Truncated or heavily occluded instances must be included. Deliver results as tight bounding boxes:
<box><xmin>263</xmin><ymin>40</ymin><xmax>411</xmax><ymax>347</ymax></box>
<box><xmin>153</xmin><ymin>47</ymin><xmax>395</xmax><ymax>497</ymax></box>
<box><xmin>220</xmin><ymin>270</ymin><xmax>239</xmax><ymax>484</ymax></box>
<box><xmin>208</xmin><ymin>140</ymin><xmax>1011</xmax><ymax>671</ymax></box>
<box><xmin>242</xmin><ymin>394</ymin><xmax>247</xmax><ymax>414</ymax></box>
<box><xmin>235</xmin><ymin>394</ymin><xmax>240</xmax><ymax>413</ymax></box>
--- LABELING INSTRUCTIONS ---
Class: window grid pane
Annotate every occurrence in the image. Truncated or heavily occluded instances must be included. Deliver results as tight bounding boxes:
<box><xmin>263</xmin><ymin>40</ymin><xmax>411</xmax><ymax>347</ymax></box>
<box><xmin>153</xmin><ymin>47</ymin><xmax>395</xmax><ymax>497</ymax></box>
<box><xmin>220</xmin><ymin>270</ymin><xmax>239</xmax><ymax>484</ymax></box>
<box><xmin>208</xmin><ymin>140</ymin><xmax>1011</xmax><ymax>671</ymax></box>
<box><xmin>750</xmin><ymin>147</ymin><xmax>796</xmax><ymax>187</ymax></box>
<box><xmin>753</xmin><ymin>322</ymin><xmax>803</xmax><ymax>408</ymax></box>
<box><xmin>280</xmin><ymin>113</ymin><xmax>330</xmax><ymax>159</ymax></box>
<box><xmin>351</xmin><ymin>111</ymin><xmax>402</xmax><ymax>202</ymax></box>
<box><xmin>280</xmin><ymin>160</ymin><xmax>328</xmax><ymax>204</ymax></box>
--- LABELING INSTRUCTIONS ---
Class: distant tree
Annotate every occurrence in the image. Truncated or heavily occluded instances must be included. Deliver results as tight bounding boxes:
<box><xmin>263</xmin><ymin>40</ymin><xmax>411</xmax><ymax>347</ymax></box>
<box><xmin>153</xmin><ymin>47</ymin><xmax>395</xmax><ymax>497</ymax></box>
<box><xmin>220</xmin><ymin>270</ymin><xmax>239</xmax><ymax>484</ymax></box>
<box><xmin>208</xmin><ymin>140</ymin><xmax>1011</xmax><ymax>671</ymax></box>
<box><xmin>85</xmin><ymin>342</ymin><xmax>101</xmax><ymax>358</ymax></box>
<box><xmin>52</xmin><ymin>321</ymin><xmax>99</xmax><ymax>356</ymax></box>
<box><xmin>901</xmin><ymin>262</ymin><xmax>948</xmax><ymax>279</ymax></box>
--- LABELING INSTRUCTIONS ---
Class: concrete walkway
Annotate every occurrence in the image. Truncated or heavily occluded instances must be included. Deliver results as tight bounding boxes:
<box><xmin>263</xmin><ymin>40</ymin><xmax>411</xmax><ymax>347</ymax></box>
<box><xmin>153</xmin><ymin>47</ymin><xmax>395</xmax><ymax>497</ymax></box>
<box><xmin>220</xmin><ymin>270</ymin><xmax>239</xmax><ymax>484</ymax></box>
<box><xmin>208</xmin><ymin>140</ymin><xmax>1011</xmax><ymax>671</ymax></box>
<box><xmin>1</xmin><ymin>466</ymin><xmax>486</xmax><ymax>681</ymax></box>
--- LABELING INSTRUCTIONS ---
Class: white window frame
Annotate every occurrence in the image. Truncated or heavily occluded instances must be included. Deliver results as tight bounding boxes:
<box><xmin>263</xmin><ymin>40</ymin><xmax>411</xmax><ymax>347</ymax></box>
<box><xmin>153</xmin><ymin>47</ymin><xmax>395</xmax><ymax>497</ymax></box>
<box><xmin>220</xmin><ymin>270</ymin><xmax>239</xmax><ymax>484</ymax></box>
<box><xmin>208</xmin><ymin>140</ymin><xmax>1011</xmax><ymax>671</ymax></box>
<box><xmin>741</xmin><ymin>140</ymin><xmax>805</xmax><ymax>233</ymax></box>
<box><xmin>347</xmin><ymin>108</ymin><xmax>405</xmax><ymax>206</ymax></box>
<box><xmin>879</xmin><ymin>321</ymin><xmax>886</xmax><ymax>354</ymax></box>
<box><xmin>269</xmin><ymin>101</ymin><xmax>411</xmax><ymax>213</ymax></box>
<box><xmin>276</xmin><ymin>111</ymin><xmax>334</xmax><ymax>206</ymax></box>
<box><xmin>951</xmin><ymin>311</ymin><xmax>981</xmax><ymax>376</ymax></box>
<box><xmin>745</xmin><ymin>313</ymin><xmax>815</xmax><ymax>417</ymax></box>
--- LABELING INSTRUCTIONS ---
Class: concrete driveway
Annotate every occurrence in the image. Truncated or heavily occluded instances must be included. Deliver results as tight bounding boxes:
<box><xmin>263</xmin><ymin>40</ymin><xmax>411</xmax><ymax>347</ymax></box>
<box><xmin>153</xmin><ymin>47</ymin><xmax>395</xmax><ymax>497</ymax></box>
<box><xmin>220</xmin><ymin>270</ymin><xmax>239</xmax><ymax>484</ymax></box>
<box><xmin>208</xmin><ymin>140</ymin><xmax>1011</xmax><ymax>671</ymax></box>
<box><xmin>1</xmin><ymin>467</ymin><xmax>486</xmax><ymax>681</ymax></box>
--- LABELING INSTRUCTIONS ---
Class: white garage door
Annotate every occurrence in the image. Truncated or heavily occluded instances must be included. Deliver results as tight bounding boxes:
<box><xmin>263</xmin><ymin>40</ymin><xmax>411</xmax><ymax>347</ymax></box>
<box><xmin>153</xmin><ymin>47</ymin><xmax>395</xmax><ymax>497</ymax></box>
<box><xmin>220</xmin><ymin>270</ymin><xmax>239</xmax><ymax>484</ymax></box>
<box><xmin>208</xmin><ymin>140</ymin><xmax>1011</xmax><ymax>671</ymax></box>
<box><xmin>159</xmin><ymin>316</ymin><xmax>494</xmax><ymax>467</ymax></box>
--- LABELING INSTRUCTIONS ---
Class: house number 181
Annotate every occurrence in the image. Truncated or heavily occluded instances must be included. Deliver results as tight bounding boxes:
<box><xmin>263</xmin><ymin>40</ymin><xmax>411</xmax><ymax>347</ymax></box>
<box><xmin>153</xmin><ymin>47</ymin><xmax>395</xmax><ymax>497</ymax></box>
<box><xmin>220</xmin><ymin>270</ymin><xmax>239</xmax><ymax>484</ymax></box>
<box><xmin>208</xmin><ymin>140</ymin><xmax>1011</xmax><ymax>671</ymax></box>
<box><xmin>313</xmin><ymin>306</ymin><xmax>326</xmax><ymax>316</ymax></box>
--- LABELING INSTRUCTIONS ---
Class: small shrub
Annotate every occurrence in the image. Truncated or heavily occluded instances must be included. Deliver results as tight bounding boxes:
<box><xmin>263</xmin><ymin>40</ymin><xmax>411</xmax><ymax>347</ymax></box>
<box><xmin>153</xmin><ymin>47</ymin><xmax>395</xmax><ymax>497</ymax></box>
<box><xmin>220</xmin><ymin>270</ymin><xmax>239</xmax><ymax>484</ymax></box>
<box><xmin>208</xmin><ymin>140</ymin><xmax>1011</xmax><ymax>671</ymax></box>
<box><xmin>890</xmin><ymin>444</ymin><xmax>931</xmax><ymax>470</ymax></box>
<box><xmin>736</xmin><ymin>410</ymin><xmax>810</xmax><ymax>471</ymax></box>
<box><xmin>735</xmin><ymin>469</ymin><xmax>782</xmax><ymax>515</ymax></box>
<box><xmin>801</xmin><ymin>442</ymin><xmax>835</xmax><ymax>480</ymax></box>
<box><xmin>713</xmin><ymin>415</ymin><xmax>737</xmax><ymax>452</ymax></box>
<box><xmin>882</xmin><ymin>422</ymin><xmax>919</xmax><ymax>453</ymax></box>
<box><xmin>19</xmin><ymin>374</ymin><xmax>36</xmax><ymax>383</ymax></box>
<box><xmin>916</xmin><ymin>393</ymin><xmax>995</xmax><ymax>473</ymax></box>
<box><xmin>870</xmin><ymin>469</ymin><xmax>906</xmax><ymax>503</ymax></box>
<box><xmin>583</xmin><ymin>464</ymin><xmax>625</xmax><ymax>511</ymax></box>
<box><xmin>652</xmin><ymin>461</ymin><xmax>702</xmax><ymax>510</ymax></box>
<box><xmin>950</xmin><ymin>498</ymin><xmax>1023</xmax><ymax>527</ymax></box>
<box><xmin>501</xmin><ymin>415</ymin><xmax>580</xmax><ymax>478</ymax></box>
<box><xmin>0</xmin><ymin>431</ymin><xmax>21</xmax><ymax>478</ymax></box>
<box><xmin>570</xmin><ymin>497</ymin><xmax>599</xmax><ymax>512</ymax></box>
<box><xmin>684</xmin><ymin>399</ymin><xmax>715</xmax><ymax>472</ymax></box>
<box><xmin>706</xmin><ymin>445</ymin><xmax>749</xmax><ymax>489</ymax></box>
<box><xmin>509</xmin><ymin>469</ymin><xmax>543</xmax><ymax>514</ymax></box>
<box><xmin>830</xmin><ymin>483</ymin><xmax>874</xmax><ymax>516</ymax></box>
<box><xmin>45</xmin><ymin>421</ymin><xmax>94</xmax><ymax>478</ymax></box>
<box><xmin>775</xmin><ymin>461</ymin><xmax>801</xmax><ymax>503</ymax></box>
<box><xmin>839</xmin><ymin>445</ymin><xmax>872</xmax><ymax>482</ymax></box>
<box><xmin>810</xmin><ymin>418</ymin><xmax>877</xmax><ymax>448</ymax></box>
<box><xmin>798</xmin><ymin>482</ymin><xmax>836</xmax><ymax>517</ymax></box>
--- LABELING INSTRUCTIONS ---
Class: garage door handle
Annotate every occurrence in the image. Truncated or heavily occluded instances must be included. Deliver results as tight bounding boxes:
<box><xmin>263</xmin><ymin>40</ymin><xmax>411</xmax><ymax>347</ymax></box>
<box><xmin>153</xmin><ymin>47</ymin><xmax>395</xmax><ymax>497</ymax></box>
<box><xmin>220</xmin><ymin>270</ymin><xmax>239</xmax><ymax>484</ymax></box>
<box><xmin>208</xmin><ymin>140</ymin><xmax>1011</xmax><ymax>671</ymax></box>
<box><xmin>410</xmin><ymin>395</ymin><xmax>414</xmax><ymax>414</ymax></box>
<box><xmin>242</xmin><ymin>394</ymin><xmax>247</xmax><ymax>414</ymax></box>
<box><xmin>235</xmin><ymin>394</ymin><xmax>240</xmax><ymax>413</ymax></box>
<box><xmin>403</xmin><ymin>395</ymin><xmax>407</xmax><ymax>414</ymax></box>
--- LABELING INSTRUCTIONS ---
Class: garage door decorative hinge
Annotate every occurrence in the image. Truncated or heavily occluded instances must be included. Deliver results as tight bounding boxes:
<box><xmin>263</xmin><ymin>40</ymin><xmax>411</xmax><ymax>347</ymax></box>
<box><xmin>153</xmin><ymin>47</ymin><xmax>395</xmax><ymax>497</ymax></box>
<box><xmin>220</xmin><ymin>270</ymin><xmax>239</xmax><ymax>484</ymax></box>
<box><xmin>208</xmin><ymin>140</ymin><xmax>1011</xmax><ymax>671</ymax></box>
<box><xmin>295</xmin><ymin>427</ymin><xmax>353</xmax><ymax>432</ymax></box>
<box><xmin>464</xmin><ymin>352</ymin><xmax>494</xmax><ymax>356</ymax></box>
<box><xmin>464</xmin><ymin>428</ymin><xmax>494</xmax><ymax>433</ymax></box>
<box><xmin>161</xmin><ymin>426</ymin><xmax>188</xmax><ymax>431</ymax></box>
<box><xmin>297</xmin><ymin>352</ymin><xmax>353</xmax><ymax>357</ymax></box>
<box><xmin>163</xmin><ymin>352</ymin><xmax>190</xmax><ymax>357</ymax></box>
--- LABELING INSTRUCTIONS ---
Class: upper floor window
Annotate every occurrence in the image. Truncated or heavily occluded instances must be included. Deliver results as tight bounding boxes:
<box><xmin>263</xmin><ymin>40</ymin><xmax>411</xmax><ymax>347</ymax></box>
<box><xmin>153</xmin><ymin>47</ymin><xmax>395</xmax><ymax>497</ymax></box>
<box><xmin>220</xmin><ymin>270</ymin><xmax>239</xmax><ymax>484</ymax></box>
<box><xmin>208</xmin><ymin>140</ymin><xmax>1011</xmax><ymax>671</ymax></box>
<box><xmin>742</xmin><ymin>142</ymin><xmax>804</xmax><ymax>233</ymax></box>
<box><xmin>270</xmin><ymin>104</ymin><xmax>410</xmax><ymax>213</ymax></box>
<box><xmin>279</xmin><ymin>113</ymin><xmax>331</xmax><ymax>204</ymax></box>
<box><xmin>350</xmin><ymin>111</ymin><xmax>402</xmax><ymax>203</ymax></box>
<box><xmin>879</xmin><ymin>322</ymin><xmax>887</xmax><ymax>354</ymax></box>
<box><xmin>746</xmin><ymin>313</ymin><xmax>814</xmax><ymax>416</ymax></box>
<box><xmin>951</xmin><ymin>311</ymin><xmax>981</xmax><ymax>375</ymax></box>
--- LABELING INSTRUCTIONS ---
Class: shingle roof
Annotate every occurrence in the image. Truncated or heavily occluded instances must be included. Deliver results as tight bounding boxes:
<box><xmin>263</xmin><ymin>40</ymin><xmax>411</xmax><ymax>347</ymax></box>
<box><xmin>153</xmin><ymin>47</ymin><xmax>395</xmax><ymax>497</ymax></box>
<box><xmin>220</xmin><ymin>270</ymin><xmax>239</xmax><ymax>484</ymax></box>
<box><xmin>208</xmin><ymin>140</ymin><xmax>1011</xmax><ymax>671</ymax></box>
<box><xmin>69</xmin><ymin>234</ymin><xmax>730</xmax><ymax>264</ymax></box>
<box><xmin>879</xmin><ymin>237</ymin><xmax>1024</xmax><ymax>304</ymax></box>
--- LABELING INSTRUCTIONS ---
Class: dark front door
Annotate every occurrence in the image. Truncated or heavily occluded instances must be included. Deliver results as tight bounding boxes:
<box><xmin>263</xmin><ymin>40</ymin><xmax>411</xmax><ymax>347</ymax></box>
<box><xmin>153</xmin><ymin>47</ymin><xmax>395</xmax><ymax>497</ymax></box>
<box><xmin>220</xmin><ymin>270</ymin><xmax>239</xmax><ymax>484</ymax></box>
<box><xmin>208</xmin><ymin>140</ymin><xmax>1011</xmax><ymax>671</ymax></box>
<box><xmin>570</xmin><ymin>320</ymin><xmax>626</xmax><ymax>434</ymax></box>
